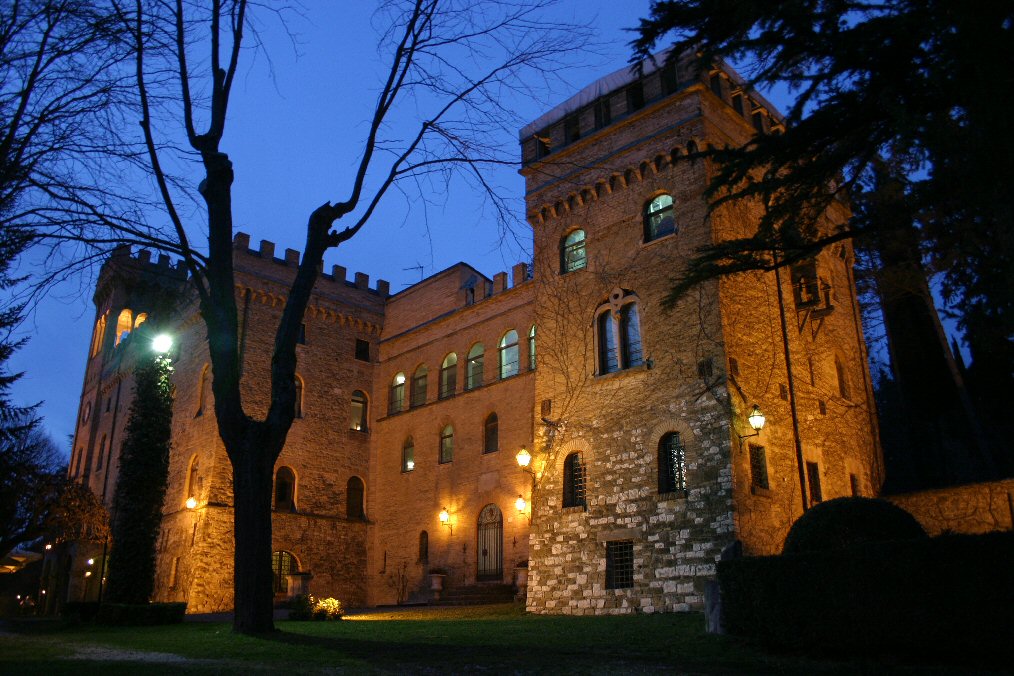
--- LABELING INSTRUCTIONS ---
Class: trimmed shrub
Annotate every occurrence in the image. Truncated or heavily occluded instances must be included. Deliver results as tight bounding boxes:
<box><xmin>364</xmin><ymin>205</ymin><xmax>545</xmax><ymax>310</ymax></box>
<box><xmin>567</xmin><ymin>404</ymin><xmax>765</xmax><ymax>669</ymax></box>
<box><xmin>720</xmin><ymin>532</ymin><xmax>1014</xmax><ymax>664</ymax></box>
<box><xmin>288</xmin><ymin>595</ymin><xmax>344</xmax><ymax>621</ymax></box>
<box><xmin>782</xmin><ymin>496</ymin><xmax>926</xmax><ymax>554</ymax></box>
<box><xmin>96</xmin><ymin>602</ymin><xmax>186</xmax><ymax>625</ymax></box>
<box><xmin>312</xmin><ymin>597</ymin><xmax>344</xmax><ymax>621</ymax></box>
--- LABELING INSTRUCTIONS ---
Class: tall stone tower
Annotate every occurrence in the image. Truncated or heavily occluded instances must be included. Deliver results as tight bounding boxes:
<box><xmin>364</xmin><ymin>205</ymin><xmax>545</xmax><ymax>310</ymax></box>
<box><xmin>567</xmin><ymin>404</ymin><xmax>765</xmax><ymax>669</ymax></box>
<box><xmin>520</xmin><ymin>52</ymin><xmax>881</xmax><ymax>614</ymax></box>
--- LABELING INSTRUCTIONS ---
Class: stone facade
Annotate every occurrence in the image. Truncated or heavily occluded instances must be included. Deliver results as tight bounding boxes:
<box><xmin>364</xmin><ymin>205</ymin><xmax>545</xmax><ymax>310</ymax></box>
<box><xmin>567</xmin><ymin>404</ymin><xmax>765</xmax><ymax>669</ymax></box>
<box><xmin>65</xmin><ymin>52</ymin><xmax>882</xmax><ymax>614</ymax></box>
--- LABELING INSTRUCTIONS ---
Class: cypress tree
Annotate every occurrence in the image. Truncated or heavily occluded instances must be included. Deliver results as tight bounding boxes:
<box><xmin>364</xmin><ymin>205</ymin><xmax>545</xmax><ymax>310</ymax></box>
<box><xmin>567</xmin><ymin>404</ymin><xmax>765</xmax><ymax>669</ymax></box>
<box><xmin>105</xmin><ymin>350</ymin><xmax>173</xmax><ymax>604</ymax></box>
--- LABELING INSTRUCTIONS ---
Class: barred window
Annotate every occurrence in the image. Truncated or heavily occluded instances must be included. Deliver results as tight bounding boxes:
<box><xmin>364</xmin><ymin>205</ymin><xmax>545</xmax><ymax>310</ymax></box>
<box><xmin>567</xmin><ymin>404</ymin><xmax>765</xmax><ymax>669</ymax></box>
<box><xmin>658</xmin><ymin>432</ymin><xmax>687</xmax><ymax>495</ymax></box>
<box><xmin>644</xmin><ymin>193</ymin><xmax>675</xmax><ymax>242</ymax></box>
<box><xmin>562</xmin><ymin>452</ymin><xmax>586</xmax><ymax>508</ymax></box>
<box><xmin>440</xmin><ymin>353</ymin><xmax>457</xmax><ymax>399</ymax></box>
<box><xmin>605</xmin><ymin>540</ymin><xmax>634</xmax><ymax>589</ymax></box>
<box><xmin>749</xmin><ymin>445</ymin><xmax>769</xmax><ymax>491</ymax></box>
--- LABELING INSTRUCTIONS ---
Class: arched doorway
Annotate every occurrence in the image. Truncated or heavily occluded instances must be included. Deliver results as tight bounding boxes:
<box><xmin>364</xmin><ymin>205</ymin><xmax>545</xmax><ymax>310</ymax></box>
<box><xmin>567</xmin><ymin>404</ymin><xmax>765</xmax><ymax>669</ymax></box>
<box><xmin>476</xmin><ymin>503</ymin><xmax>503</xmax><ymax>581</ymax></box>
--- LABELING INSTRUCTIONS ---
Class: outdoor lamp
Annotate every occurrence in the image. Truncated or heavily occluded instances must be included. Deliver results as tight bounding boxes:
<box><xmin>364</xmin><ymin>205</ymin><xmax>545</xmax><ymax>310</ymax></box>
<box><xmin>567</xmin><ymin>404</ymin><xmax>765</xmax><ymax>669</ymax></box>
<box><xmin>739</xmin><ymin>404</ymin><xmax>766</xmax><ymax>440</ymax></box>
<box><xmin>439</xmin><ymin>507</ymin><xmax>453</xmax><ymax>534</ymax></box>
<box><xmin>515</xmin><ymin>447</ymin><xmax>531</xmax><ymax>468</ymax></box>
<box><xmin>185</xmin><ymin>497</ymin><xmax>198</xmax><ymax>510</ymax></box>
<box><xmin>515</xmin><ymin>495</ymin><xmax>526</xmax><ymax>513</ymax></box>
<box><xmin>152</xmin><ymin>333</ymin><xmax>173</xmax><ymax>354</ymax></box>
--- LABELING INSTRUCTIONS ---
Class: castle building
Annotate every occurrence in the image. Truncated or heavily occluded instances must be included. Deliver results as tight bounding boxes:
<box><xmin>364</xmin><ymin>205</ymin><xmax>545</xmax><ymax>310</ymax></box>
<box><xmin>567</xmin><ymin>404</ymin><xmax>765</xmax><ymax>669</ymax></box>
<box><xmin>63</xmin><ymin>52</ymin><xmax>881</xmax><ymax>614</ymax></box>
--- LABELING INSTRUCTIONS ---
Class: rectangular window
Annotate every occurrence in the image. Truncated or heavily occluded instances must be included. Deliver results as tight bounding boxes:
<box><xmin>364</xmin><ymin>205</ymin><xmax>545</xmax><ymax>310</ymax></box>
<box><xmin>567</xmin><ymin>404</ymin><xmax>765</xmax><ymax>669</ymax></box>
<box><xmin>850</xmin><ymin>473</ymin><xmax>861</xmax><ymax>497</ymax></box>
<box><xmin>749</xmin><ymin>445</ymin><xmax>769</xmax><ymax>491</ymax></box>
<box><xmin>709</xmin><ymin>73</ymin><xmax>724</xmax><ymax>98</ymax></box>
<box><xmin>564</xmin><ymin>115</ymin><xmax>580</xmax><ymax>144</ymax></box>
<box><xmin>297</xmin><ymin>323</ymin><xmax>306</xmax><ymax>345</ymax></box>
<box><xmin>440</xmin><ymin>430</ymin><xmax>454</xmax><ymax>464</ymax></box>
<box><xmin>806</xmin><ymin>461</ymin><xmax>823</xmax><ymax>504</ymax></box>
<box><xmin>626</xmin><ymin>82</ymin><xmax>644</xmax><ymax>113</ymax></box>
<box><xmin>752</xmin><ymin>111</ymin><xmax>765</xmax><ymax>133</ymax></box>
<box><xmin>169</xmin><ymin>556</ymin><xmax>180</xmax><ymax>589</ymax></box>
<box><xmin>660</xmin><ymin>61</ymin><xmax>678</xmax><ymax>95</ymax></box>
<box><xmin>732</xmin><ymin>93</ymin><xmax>745</xmax><ymax>116</ymax></box>
<box><xmin>779</xmin><ymin>383</ymin><xmax>788</xmax><ymax>401</ymax></box>
<box><xmin>605</xmin><ymin>540</ymin><xmax>634</xmax><ymax>589</ymax></box>
<box><xmin>355</xmin><ymin>339</ymin><xmax>370</xmax><ymax>362</ymax></box>
<box><xmin>594</xmin><ymin>98</ymin><xmax>611</xmax><ymax>129</ymax></box>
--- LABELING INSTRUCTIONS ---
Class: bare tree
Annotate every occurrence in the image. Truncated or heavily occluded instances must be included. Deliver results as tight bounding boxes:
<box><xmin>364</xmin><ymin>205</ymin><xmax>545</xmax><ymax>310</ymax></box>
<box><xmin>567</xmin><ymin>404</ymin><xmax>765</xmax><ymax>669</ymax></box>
<box><xmin>9</xmin><ymin>0</ymin><xmax>585</xmax><ymax>632</ymax></box>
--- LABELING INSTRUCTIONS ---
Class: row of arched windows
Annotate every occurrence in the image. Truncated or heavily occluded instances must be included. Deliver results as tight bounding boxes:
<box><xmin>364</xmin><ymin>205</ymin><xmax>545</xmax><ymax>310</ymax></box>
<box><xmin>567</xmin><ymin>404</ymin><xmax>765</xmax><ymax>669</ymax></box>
<box><xmin>89</xmin><ymin>308</ymin><xmax>148</xmax><ymax>357</ymax></box>
<box><xmin>270</xmin><ymin>465</ymin><xmax>366</xmax><ymax>520</ymax></box>
<box><xmin>400</xmin><ymin>412</ymin><xmax>500</xmax><ymax>472</ymax></box>
<box><xmin>559</xmin><ymin>193</ymin><xmax>677</xmax><ymax>274</ymax></box>
<box><xmin>388</xmin><ymin>327</ymin><xmax>535</xmax><ymax>416</ymax></box>
<box><xmin>561</xmin><ymin>432</ymin><xmax>687</xmax><ymax>508</ymax></box>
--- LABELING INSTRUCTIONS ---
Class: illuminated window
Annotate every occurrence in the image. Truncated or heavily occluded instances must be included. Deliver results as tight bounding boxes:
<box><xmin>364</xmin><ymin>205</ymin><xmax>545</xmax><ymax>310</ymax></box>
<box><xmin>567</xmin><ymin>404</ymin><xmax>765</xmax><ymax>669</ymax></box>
<box><xmin>560</xmin><ymin>229</ymin><xmax>586</xmax><ymax>273</ymax></box>
<box><xmin>563</xmin><ymin>452</ymin><xmax>586</xmax><ymax>508</ymax></box>
<box><xmin>439</xmin><ymin>425</ymin><xmax>454</xmax><ymax>464</ymax></box>
<box><xmin>466</xmin><ymin>344</ymin><xmax>484</xmax><ymax>390</ymax></box>
<box><xmin>389</xmin><ymin>372</ymin><xmax>406</xmax><ymax>414</ymax></box>
<box><xmin>658</xmin><ymin>433</ymin><xmax>686</xmax><ymax>495</ymax></box>
<box><xmin>597</xmin><ymin>297</ymin><xmax>643</xmax><ymax>375</ymax></box>
<box><xmin>402</xmin><ymin>437</ymin><xmax>415</xmax><ymax>472</ymax></box>
<box><xmin>644</xmin><ymin>193</ymin><xmax>675</xmax><ymax>241</ymax></box>
<box><xmin>114</xmin><ymin>309</ymin><xmax>133</xmax><ymax>346</ymax></box>
<box><xmin>498</xmin><ymin>330</ymin><xmax>519</xmax><ymax>379</ymax></box>
<box><xmin>483</xmin><ymin>413</ymin><xmax>498</xmax><ymax>454</ymax></box>
<box><xmin>186</xmin><ymin>455</ymin><xmax>200</xmax><ymax>500</ymax></box>
<box><xmin>528</xmin><ymin>325</ymin><xmax>536</xmax><ymax>370</ymax></box>
<box><xmin>274</xmin><ymin>466</ymin><xmax>296</xmax><ymax>512</ymax></box>
<box><xmin>271</xmin><ymin>551</ymin><xmax>298</xmax><ymax>594</ymax></box>
<box><xmin>439</xmin><ymin>353</ymin><xmax>457</xmax><ymax>399</ymax></box>
<box><xmin>350</xmin><ymin>390</ymin><xmax>368</xmax><ymax>432</ymax></box>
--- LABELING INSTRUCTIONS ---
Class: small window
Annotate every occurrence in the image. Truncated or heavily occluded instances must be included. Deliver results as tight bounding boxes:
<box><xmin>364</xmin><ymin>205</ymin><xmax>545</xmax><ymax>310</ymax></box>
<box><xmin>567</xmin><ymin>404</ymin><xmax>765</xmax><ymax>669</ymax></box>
<box><xmin>271</xmin><ymin>551</ymin><xmax>298</xmax><ymax>594</ymax></box>
<box><xmin>389</xmin><ymin>372</ymin><xmax>406</xmax><ymax>414</ymax></box>
<box><xmin>439</xmin><ymin>425</ymin><xmax>454</xmax><ymax>464</ymax></box>
<box><xmin>418</xmin><ymin>531</ymin><xmax>429</xmax><ymax>563</ymax></box>
<box><xmin>293</xmin><ymin>375</ymin><xmax>304</xmax><ymax>419</ymax></box>
<box><xmin>195</xmin><ymin>363</ymin><xmax>210</xmax><ymax>417</ymax></box>
<box><xmin>593</xmin><ymin>98</ymin><xmax>611</xmax><ymax>128</ymax></box>
<box><xmin>483</xmin><ymin>413</ymin><xmax>499</xmax><ymax>454</ymax></box>
<box><xmin>186</xmin><ymin>455</ymin><xmax>200</xmax><ymax>500</ymax></box>
<box><xmin>499</xmin><ymin>330</ymin><xmax>519</xmax><ymax>379</ymax></box>
<box><xmin>466</xmin><ymin>344</ymin><xmax>484</xmax><ymax>390</ymax></box>
<box><xmin>411</xmin><ymin>365</ymin><xmax>428</xmax><ymax>408</ymax></box>
<box><xmin>806</xmin><ymin>461</ymin><xmax>822</xmax><ymax>504</ymax></box>
<box><xmin>564</xmin><ymin>114</ymin><xmax>580</xmax><ymax>144</ymax></box>
<box><xmin>709</xmin><ymin>73</ymin><xmax>724</xmax><ymax>98</ymax></box>
<box><xmin>440</xmin><ymin>353</ymin><xmax>457</xmax><ymax>399</ymax></box>
<box><xmin>850</xmin><ymin>473</ymin><xmax>861</xmax><ymax>497</ymax></box>
<box><xmin>297</xmin><ymin>323</ymin><xmax>306</xmax><ymax>345</ymax></box>
<box><xmin>346</xmin><ymin>476</ymin><xmax>365</xmax><ymax>520</ymax></box>
<box><xmin>749</xmin><ymin>445</ymin><xmax>769</xmax><ymax>491</ymax></box>
<box><xmin>96</xmin><ymin>435</ymin><xmax>107</xmax><ymax>472</ymax></box>
<box><xmin>732</xmin><ymin>93</ymin><xmax>745</xmax><ymax>116</ymax></box>
<box><xmin>560</xmin><ymin>229</ymin><xmax>586</xmax><ymax>273</ymax></box>
<box><xmin>644</xmin><ymin>194</ymin><xmax>675</xmax><ymax>241</ymax></box>
<box><xmin>661</xmin><ymin>60</ymin><xmax>678</xmax><ymax>95</ymax></box>
<box><xmin>752</xmin><ymin>111</ymin><xmax>765</xmax><ymax>133</ymax></box>
<box><xmin>657</xmin><ymin>433</ymin><xmax>686</xmax><ymax>495</ymax></box>
<box><xmin>355</xmin><ymin>339</ymin><xmax>370</xmax><ymax>362</ymax></box>
<box><xmin>835</xmin><ymin>356</ymin><xmax>851</xmax><ymax>400</ymax></box>
<box><xmin>528</xmin><ymin>325</ymin><xmax>536</xmax><ymax>370</ymax></box>
<box><xmin>605</xmin><ymin>540</ymin><xmax>634</xmax><ymax>589</ymax></box>
<box><xmin>626</xmin><ymin>81</ymin><xmax>644</xmax><ymax>112</ymax></box>
<box><xmin>563</xmin><ymin>452</ymin><xmax>586</xmax><ymax>508</ymax></box>
<box><xmin>402</xmin><ymin>437</ymin><xmax>415</xmax><ymax>472</ymax></box>
<box><xmin>275</xmin><ymin>466</ymin><xmax>296</xmax><ymax>512</ymax></box>
<box><xmin>350</xmin><ymin>390</ymin><xmax>368</xmax><ymax>432</ymax></box>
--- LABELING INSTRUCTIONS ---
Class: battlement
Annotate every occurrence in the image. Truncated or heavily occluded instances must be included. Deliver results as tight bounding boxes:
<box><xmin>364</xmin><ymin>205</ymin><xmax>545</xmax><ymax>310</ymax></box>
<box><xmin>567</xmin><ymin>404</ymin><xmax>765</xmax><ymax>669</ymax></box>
<box><xmin>232</xmin><ymin>232</ymin><xmax>390</xmax><ymax>297</ymax></box>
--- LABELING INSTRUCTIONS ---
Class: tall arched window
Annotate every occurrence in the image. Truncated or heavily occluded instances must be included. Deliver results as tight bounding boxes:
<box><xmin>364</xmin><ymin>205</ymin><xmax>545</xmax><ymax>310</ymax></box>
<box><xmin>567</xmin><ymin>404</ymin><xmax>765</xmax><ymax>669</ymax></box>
<box><xmin>186</xmin><ymin>455</ymin><xmax>200</xmax><ymax>500</ymax></box>
<box><xmin>560</xmin><ymin>229</ymin><xmax>586</xmax><ymax>273</ymax></box>
<box><xmin>440</xmin><ymin>353</ymin><xmax>457</xmax><ymax>399</ymax></box>
<box><xmin>350</xmin><ymin>390</ymin><xmax>368</xmax><ymax>432</ymax></box>
<box><xmin>835</xmin><ymin>355</ymin><xmax>851</xmax><ymax>400</ymax></box>
<box><xmin>389</xmin><ymin>372</ymin><xmax>406</xmax><ymax>414</ymax></box>
<box><xmin>90</xmin><ymin>312</ymin><xmax>108</xmax><ymax>357</ymax></box>
<box><xmin>658</xmin><ymin>432</ymin><xmax>687</xmax><ymax>495</ymax></box>
<box><xmin>466</xmin><ymin>344</ymin><xmax>484</xmax><ymax>390</ymax></box>
<box><xmin>499</xmin><ymin>330</ymin><xmax>519</xmax><ymax>379</ymax></box>
<box><xmin>644</xmin><ymin>193</ymin><xmax>675</xmax><ymax>242</ymax></box>
<box><xmin>96</xmin><ymin>435</ymin><xmax>107</xmax><ymax>471</ymax></box>
<box><xmin>483</xmin><ymin>413</ymin><xmax>499</xmax><ymax>454</ymax></box>
<box><xmin>597</xmin><ymin>311</ymin><xmax>618</xmax><ymax>373</ymax></box>
<box><xmin>563</xmin><ymin>452</ymin><xmax>586</xmax><ymax>508</ymax></box>
<box><xmin>620</xmin><ymin>304</ymin><xmax>643</xmax><ymax>368</ymax></box>
<box><xmin>114</xmin><ymin>309</ymin><xmax>133</xmax><ymax>346</ymax></box>
<box><xmin>402</xmin><ymin>437</ymin><xmax>415</xmax><ymax>472</ymax></box>
<box><xmin>274</xmin><ymin>466</ymin><xmax>296</xmax><ymax>512</ymax></box>
<box><xmin>271</xmin><ymin>551</ymin><xmax>298</xmax><ymax>594</ymax></box>
<box><xmin>346</xmin><ymin>476</ymin><xmax>365</xmax><ymax>520</ymax></box>
<box><xmin>411</xmin><ymin>365</ymin><xmax>428</xmax><ymax>407</ymax></box>
<box><xmin>294</xmin><ymin>375</ymin><xmax>304</xmax><ymax>419</ymax></box>
<box><xmin>133</xmin><ymin>312</ymin><xmax>148</xmax><ymax>330</ymax></box>
<box><xmin>528</xmin><ymin>325</ymin><xmax>536</xmax><ymax>370</ymax></box>
<box><xmin>439</xmin><ymin>425</ymin><xmax>454</xmax><ymax>464</ymax></box>
<box><xmin>195</xmin><ymin>363</ymin><xmax>210</xmax><ymax>417</ymax></box>
<box><xmin>597</xmin><ymin>292</ymin><xmax>644</xmax><ymax>374</ymax></box>
<box><xmin>418</xmin><ymin>531</ymin><xmax>429</xmax><ymax>563</ymax></box>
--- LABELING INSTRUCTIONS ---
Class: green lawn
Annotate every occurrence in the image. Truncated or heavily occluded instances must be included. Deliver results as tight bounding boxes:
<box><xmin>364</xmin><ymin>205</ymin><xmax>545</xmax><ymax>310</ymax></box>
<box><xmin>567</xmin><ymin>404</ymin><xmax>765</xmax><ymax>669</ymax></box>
<box><xmin>0</xmin><ymin>604</ymin><xmax>980</xmax><ymax>674</ymax></box>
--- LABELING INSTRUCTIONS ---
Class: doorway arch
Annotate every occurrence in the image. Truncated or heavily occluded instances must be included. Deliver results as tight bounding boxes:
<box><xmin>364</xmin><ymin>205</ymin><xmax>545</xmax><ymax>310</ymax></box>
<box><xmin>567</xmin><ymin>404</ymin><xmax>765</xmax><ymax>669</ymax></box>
<box><xmin>476</xmin><ymin>503</ymin><xmax>503</xmax><ymax>581</ymax></box>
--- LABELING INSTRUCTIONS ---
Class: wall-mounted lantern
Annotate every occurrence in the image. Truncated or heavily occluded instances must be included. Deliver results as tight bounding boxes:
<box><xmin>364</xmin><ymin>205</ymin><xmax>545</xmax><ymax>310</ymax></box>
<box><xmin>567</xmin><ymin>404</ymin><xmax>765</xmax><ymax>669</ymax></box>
<box><xmin>739</xmin><ymin>404</ymin><xmax>766</xmax><ymax>440</ymax></box>
<box><xmin>439</xmin><ymin>507</ymin><xmax>453</xmax><ymax>535</ymax></box>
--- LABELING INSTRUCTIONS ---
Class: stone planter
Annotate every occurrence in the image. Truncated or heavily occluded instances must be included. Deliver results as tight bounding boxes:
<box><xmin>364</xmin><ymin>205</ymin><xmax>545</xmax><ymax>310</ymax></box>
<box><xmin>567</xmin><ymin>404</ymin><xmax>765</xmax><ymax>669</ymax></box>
<box><xmin>428</xmin><ymin>573</ymin><xmax>446</xmax><ymax>601</ymax></box>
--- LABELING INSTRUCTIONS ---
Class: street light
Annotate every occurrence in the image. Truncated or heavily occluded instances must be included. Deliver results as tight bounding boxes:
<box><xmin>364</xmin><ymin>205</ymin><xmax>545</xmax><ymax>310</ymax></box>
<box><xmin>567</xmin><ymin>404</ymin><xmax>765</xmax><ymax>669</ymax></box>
<box><xmin>439</xmin><ymin>507</ymin><xmax>453</xmax><ymax>534</ymax></box>
<box><xmin>152</xmin><ymin>333</ymin><xmax>173</xmax><ymax>354</ymax></box>
<box><xmin>185</xmin><ymin>497</ymin><xmax>197</xmax><ymax>510</ymax></box>
<box><xmin>515</xmin><ymin>447</ymin><xmax>531</xmax><ymax>469</ymax></box>
<box><xmin>739</xmin><ymin>404</ymin><xmax>766</xmax><ymax>440</ymax></box>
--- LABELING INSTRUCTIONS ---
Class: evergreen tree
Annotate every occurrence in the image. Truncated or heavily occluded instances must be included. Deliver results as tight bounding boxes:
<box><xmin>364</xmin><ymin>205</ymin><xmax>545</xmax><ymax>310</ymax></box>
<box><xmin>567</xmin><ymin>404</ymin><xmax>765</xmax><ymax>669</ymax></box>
<box><xmin>105</xmin><ymin>350</ymin><xmax>174</xmax><ymax>604</ymax></box>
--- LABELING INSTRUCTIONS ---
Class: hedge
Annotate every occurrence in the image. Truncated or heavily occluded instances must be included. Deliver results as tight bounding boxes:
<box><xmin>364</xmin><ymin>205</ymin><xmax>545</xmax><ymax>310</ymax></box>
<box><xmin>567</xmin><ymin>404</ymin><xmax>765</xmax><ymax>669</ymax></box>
<box><xmin>719</xmin><ymin>532</ymin><xmax>1013</xmax><ymax>663</ymax></box>
<box><xmin>96</xmin><ymin>602</ymin><xmax>187</xmax><ymax>625</ymax></box>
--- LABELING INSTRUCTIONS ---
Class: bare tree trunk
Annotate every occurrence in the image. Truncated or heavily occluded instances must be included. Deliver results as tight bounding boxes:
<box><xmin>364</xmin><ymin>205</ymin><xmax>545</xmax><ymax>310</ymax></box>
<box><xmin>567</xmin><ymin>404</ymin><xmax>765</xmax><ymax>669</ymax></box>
<box><xmin>231</xmin><ymin>432</ymin><xmax>277</xmax><ymax>634</ymax></box>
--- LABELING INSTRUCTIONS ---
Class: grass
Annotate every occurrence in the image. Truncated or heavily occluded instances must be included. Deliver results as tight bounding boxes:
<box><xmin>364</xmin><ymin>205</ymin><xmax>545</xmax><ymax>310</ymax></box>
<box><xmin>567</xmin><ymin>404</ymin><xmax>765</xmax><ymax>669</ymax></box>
<box><xmin>0</xmin><ymin>603</ymin><xmax>987</xmax><ymax>674</ymax></box>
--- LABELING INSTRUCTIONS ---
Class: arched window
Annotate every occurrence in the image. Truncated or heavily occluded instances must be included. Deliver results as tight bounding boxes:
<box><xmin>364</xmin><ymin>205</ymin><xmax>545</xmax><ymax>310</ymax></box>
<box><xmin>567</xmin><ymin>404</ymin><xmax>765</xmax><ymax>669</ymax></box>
<box><xmin>402</xmin><ymin>437</ymin><xmax>415</xmax><ymax>472</ymax></box>
<box><xmin>563</xmin><ymin>452</ymin><xmax>586</xmax><ymax>508</ymax></box>
<box><xmin>133</xmin><ymin>312</ymin><xmax>148</xmax><ymax>330</ymax></box>
<box><xmin>96</xmin><ymin>435</ymin><xmax>107</xmax><ymax>471</ymax></box>
<box><xmin>186</xmin><ymin>456</ymin><xmax>200</xmax><ymax>500</ymax></box>
<box><xmin>658</xmin><ymin>432</ymin><xmax>687</xmax><ymax>495</ymax></box>
<box><xmin>499</xmin><ymin>330</ymin><xmax>519</xmax><ymax>379</ymax></box>
<box><xmin>114</xmin><ymin>309</ymin><xmax>133</xmax><ymax>346</ymax></box>
<box><xmin>195</xmin><ymin>363</ymin><xmax>210</xmax><ymax>417</ymax></box>
<box><xmin>560</xmin><ymin>229</ymin><xmax>586</xmax><ymax>273</ymax></box>
<box><xmin>411</xmin><ymin>365</ymin><xmax>428</xmax><ymax>407</ymax></box>
<box><xmin>389</xmin><ymin>372</ymin><xmax>406</xmax><ymax>414</ymax></box>
<box><xmin>439</xmin><ymin>425</ymin><xmax>454</xmax><ymax>464</ymax></box>
<box><xmin>418</xmin><ymin>531</ymin><xmax>429</xmax><ymax>563</ymax></box>
<box><xmin>644</xmin><ymin>193</ymin><xmax>675</xmax><ymax>241</ymax></box>
<box><xmin>274</xmin><ymin>466</ymin><xmax>296</xmax><ymax>512</ymax></box>
<box><xmin>439</xmin><ymin>353</ymin><xmax>457</xmax><ymax>399</ymax></box>
<box><xmin>597</xmin><ymin>293</ymin><xmax>644</xmax><ymax>374</ymax></box>
<box><xmin>294</xmin><ymin>375</ymin><xmax>304</xmax><ymax>419</ymax></box>
<box><xmin>483</xmin><ymin>413</ymin><xmax>499</xmax><ymax>454</ymax></box>
<box><xmin>466</xmin><ymin>344</ymin><xmax>484</xmax><ymax>390</ymax></box>
<box><xmin>90</xmin><ymin>312</ymin><xmax>108</xmax><ymax>357</ymax></box>
<box><xmin>271</xmin><ymin>551</ymin><xmax>298</xmax><ymax>594</ymax></box>
<box><xmin>350</xmin><ymin>390</ymin><xmax>368</xmax><ymax>432</ymax></box>
<box><xmin>528</xmin><ymin>325</ymin><xmax>536</xmax><ymax>370</ymax></box>
<box><xmin>346</xmin><ymin>476</ymin><xmax>365</xmax><ymax>520</ymax></box>
<box><xmin>835</xmin><ymin>355</ymin><xmax>851</xmax><ymax>400</ymax></box>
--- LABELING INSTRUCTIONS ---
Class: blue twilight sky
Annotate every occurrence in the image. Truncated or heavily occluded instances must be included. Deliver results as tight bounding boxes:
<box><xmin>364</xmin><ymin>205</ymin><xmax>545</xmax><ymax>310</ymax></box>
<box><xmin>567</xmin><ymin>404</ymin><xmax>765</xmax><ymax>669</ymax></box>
<box><xmin>9</xmin><ymin>0</ymin><xmax>671</xmax><ymax>453</ymax></box>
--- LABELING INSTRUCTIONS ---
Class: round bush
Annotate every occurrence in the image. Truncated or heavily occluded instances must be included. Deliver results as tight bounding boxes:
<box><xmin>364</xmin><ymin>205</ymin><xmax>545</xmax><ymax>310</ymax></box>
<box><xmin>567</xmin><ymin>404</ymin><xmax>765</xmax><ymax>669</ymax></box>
<box><xmin>783</xmin><ymin>497</ymin><xmax>927</xmax><ymax>554</ymax></box>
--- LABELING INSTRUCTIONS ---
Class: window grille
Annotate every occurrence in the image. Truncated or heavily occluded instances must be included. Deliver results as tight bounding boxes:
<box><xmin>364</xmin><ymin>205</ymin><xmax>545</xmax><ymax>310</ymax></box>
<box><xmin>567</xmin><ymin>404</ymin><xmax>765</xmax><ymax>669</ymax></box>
<box><xmin>605</xmin><ymin>540</ymin><xmax>634</xmax><ymax>589</ymax></box>
<box><xmin>749</xmin><ymin>445</ymin><xmax>769</xmax><ymax>491</ymax></box>
<box><xmin>561</xmin><ymin>229</ymin><xmax>586</xmax><ymax>273</ymax></box>
<box><xmin>658</xmin><ymin>433</ymin><xmax>687</xmax><ymax>495</ymax></box>
<box><xmin>644</xmin><ymin>194</ymin><xmax>675</xmax><ymax>241</ymax></box>
<box><xmin>563</xmin><ymin>452</ymin><xmax>586</xmax><ymax>508</ymax></box>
